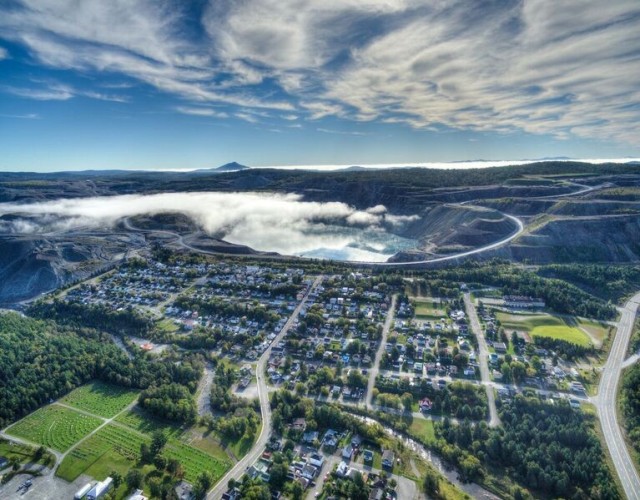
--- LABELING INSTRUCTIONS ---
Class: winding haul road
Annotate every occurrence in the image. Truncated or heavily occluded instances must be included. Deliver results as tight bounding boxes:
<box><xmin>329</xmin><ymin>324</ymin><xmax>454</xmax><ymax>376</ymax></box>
<box><xmin>597</xmin><ymin>292</ymin><xmax>640</xmax><ymax>500</ymax></box>
<box><xmin>370</xmin><ymin>208</ymin><xmax>524</xmax><ymax>267</ymax></box>
<box><xmin>206</xmin><ymin>275</ymin><xmax>323</xmax><ymax>500</ymax></box>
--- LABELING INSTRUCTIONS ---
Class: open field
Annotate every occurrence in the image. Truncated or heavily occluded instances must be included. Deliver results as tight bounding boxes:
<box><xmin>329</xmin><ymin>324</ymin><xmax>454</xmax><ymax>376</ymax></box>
<box><xmin>60</xmin><ymin>381</ymin><xmax>139</xmax><ymax>418</ymax></box>
<box><xmin>496</xmin><ymin>311</ymin><xmax>593</xmax><ymax>347</ymax></box>
<box><xmin>165</xmin><ymin>439</ymin><xmax>230</xmax><ymax>483</ymax></box>
<box><xmin>408</xmin><ymin>417</ymin><xmax>435</xmax><ymax>444</ymax></box>
<box><xmin>7</xmin><ymin>405</ymin><xmax>102</xmax><ymax>452</ymax></box>
<box><xmin>412</xmin><ymin>298</ymin><xmax>446</xmax><ymax>319</ymax></box>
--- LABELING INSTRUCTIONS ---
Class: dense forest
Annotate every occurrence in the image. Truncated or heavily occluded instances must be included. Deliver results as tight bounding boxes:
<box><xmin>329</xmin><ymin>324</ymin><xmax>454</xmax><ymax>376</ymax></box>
<box><xmin>0</xmin><ymin>312</ymin><xmax>202</xmax><ymax>428</ymax></box>
<box><xmin>621</xmin><ymin>363</ymin><xmax>640</xmax><ymax>458</ymax></box>
<box><xmin>538</xmin><ymin>264</ymin><xmax>640</xmax><ymax>302</ymax></box>
<box><xmin>139</xmin><ymin>383</ymin><xmax>198</xmax><ymax>424</ymax></box>
<box><xmin>435</xmin><ymin>395</ymin><xmax>619</xmax><ymax>499</ymax></box>
<box><xmin>27</xmin><ymin>299</ymin><xmax>154</xmax><ymax>337</ymax></box>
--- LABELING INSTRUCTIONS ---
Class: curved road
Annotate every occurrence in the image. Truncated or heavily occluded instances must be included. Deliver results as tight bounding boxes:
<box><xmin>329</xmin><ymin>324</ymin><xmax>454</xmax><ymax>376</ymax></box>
<box><xmin>370</xmin><ymin>208</ymin><xmax>523</xmax><ymax>267</ymax></box>
<box><xmin>597</xmin><ymin>292</ymin><xmax>640</xmax><ymax>500</ymax></box>
<box><xmin>206</xmin><ymin>275</ymin><xmax>323</xmax><ymax>499</ymax></box>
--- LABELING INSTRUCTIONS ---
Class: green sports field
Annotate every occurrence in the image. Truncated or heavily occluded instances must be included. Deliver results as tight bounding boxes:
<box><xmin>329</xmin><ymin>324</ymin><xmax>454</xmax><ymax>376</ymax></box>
<box><xmin>496</xmin><ymin>312</ymin><xmax>593</xmax><ymax>347</ymax></box>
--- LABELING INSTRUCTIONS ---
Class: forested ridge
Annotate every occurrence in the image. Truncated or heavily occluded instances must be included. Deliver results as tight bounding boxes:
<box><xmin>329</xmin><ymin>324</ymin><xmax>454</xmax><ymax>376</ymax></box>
<box><xmin>538</xmin><ymin>264</ymin><xmax>640</xmax><ymax>302</ymax></box>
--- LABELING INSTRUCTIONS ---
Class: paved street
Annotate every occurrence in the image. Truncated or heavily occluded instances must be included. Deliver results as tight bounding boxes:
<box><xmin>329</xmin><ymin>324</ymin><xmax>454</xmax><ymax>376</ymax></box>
<box><xmin>207</xmin><ymin>275</ymin><xmax>324</xmax><ymax>499</ymax></box>
<box><xmin>597</xmin><ymin>292</ymin><xmax>640</xmax><ymax>500</ymax></box>
<box><xmin>464</xmin><ymin>292</ymin><xmax>500</xmax><ymax>427</ymax></box>
<box><xmin>366</xmin><ymin>294</ymin><xmax>397</xmax><ymax>409</ymax></box>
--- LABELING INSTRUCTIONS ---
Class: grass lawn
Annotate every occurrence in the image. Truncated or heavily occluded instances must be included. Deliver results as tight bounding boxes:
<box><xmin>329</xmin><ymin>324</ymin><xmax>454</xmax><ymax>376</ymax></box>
<box><xmin>413</xmin><ymin>298</ymin><xmax>446</xmax><ymax>319</ymax></box>
<box><xmin>224</xmin><ymin>425</ymin><xmax>259</xmax><ymax>460</ymax></box>
<box><xmin>579</xmin><ymin>319</ymin><xmax>611</xmax><ymax>345</ymax></box>
<box><xmin>156</xmin><ymin>318</ymin><xmax>180</xmax><ymax>334</ymax></box>
<box><xmin>7</xmin><ymin>405</ymin><xmax>102</xmax><ymax>453</ymax></box>
<box><xmin>60</xmin><ymin>381</ymin><xmax>139</xmax><ymax>418</ymax></box>
<box><xmin>408</xmin><ymin>418</ymin><xmax>435</xmax><ymax>444</ymax></box>
<box><xmin>165</xmin><ymin>439</ymin><xmax>230</xmax><ymax>483</ymax></box>
<box><xmin>496</xmin><ymin>312</ymin><xmax>591</xmax><ymax>347</ymax></box>
<box><xmin>186</xmin><ymin>426</ymin><xmax>233</xmax><ymax>463</ymax></box>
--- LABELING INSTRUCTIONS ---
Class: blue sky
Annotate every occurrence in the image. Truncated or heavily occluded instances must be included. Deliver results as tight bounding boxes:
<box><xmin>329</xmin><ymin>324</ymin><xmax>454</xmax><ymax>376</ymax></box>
<box><xmin>0</xmin><ymin>0</ymin><xmax>639</xmax><ymax>172</ymax></box>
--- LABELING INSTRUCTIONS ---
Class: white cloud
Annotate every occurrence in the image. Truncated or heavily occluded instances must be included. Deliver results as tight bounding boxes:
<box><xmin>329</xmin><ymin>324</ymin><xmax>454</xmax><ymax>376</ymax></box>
<box><xmin>0</xmin><ymin>192</ymin><xmax>416</xmax><ymax>260</ymax></box>
<box><xmin>0</xmin><ymin>46</ymin><xmax>8</xmax><ymax>59</ymax></box>
<box><xmin>4</xmin><ymin>82</ymin><xmax>129</xmax><ymax>102</ymax></box>
<box><xmin>1</xmin><ymin>0</ymin><xmax>639</xmax><ymax>144</ymax></box>
<box><xmin>0</xmin><ymin>113</ymin><xmax>40</xmax><ymax>119</ymax></box>
<box><xmin>0</xmin><ymin>0</ymin><xmax>294</xmax><ymax>111</ymax></box>
<box><xmin>4</xmin><ymin>85</ymin><xmax>73</xmax><ymax>100</ymax></box>
<box><xmin>175</xmin><ymin>106</ymin><xmax>228</xmax><ymax>118</ymax></box>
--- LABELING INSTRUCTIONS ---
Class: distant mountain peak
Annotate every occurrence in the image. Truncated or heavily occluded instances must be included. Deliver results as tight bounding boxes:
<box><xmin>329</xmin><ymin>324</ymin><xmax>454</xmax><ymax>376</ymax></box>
<box><xmin>216</xmin><ymin>161</ymin><xmax>249</xmax><ymax>172</ymax></box>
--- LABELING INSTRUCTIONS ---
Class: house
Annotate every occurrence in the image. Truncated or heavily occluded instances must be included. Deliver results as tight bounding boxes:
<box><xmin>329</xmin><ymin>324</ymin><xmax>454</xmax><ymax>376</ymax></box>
<box><xmin>381</xmin><ymin>450</ymin><xmax>395</xmax><ymax>470</ymax></box>
<box><xmin>363</xmin><ymin>449</ymin><xmax>374</xmax><ymax>464</ymax></box>
<box><xmin>0</xmin><ymin>456</ymin><xmax>8</xmax><ymax>469</ymax></box>
<box><xmin>291</xmin><ymin>418</ymin><xmax>307</xmax><ymax>432</ymax></box>
<box><xmin>309</xmin><ymin>453</ymin><xmax>324</xmax><ymax>468</ymax></box>
<box><xmin>342</xmin><ymin>444</ymin><xmax>354</xmax><ymax>461</ymax></box>
<box><xmin>302</xmin><ymin>430</ymin><xmax>319</xmax><ymax>444</ymax></box>
<box><xmin>322</xmin><ymin>429</ymin><xmax>339</xmax><ymax>452</ymax></box>
<box><xmin>494</xmin><ymin>342</ymin><xmax>507</xmax><ymax>353</ymax></box>
<box><xmin>221</xmin><ymin>488</ymin><xmax>241</xmax><ymax>500</ymax></box>
<box><xmin>336</xmin><ymin>461</ymin><xmax>350</xmax><ymax>477</ymax></box>
<box><xmin>301</xmin><ymin>463</ymin><xmax>319</xmax><ymax>480</ymax></box>
<box><xmin>419</xmin><ymin>398</ymin><xmax>432</xmax><ymax>412</ymax></box>
<box><xmin>87</xmin><ymin>477</ymin><xmax>113</xmax><ymax>500</ymax></box>
<box><xmin>369</xmin><ymin>488</ymin><xmax>384</xmax><ymax>500</ymax></box>
<box><xmin>351</xmin><ymin>434</ymin><xmax>363</xmax><ymax>448</ymax></box>
<box><xmin>126</xmin><ymin>490</ymin><xmax>148</xmax><ymax>500</ymax></box>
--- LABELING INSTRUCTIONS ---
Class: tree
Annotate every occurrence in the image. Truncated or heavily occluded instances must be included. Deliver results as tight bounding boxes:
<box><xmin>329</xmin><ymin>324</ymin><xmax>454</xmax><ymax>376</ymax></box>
<box><xmin>110</xmin><ymin>471</ymin><xmax>123</xmax><ymax>489</ymax></box>
<box><xmin>401</xmin><ymin>392</ymin><xmax>414</xmax><ymax>412</ymax></box>
<box><xmin>269</xmin><ymin>462</ymin><xmax>288</xmax><ymax>489</ymax></box>
<box><xmin>126</xmin><ymin>469</ymin><xmax>143</xmax><ymax>490</ymax></box>
<box><xmin>167</xmin><ymin>458</ymin><xmax>183</xmax><ymax>478</ymax></box>
<box><xmin>423</xmin><ymin>468</ymin><xmax>439</xmax><ymax>496</ymax></box>
<box><xmin>154</xmin><ymin>454</ymin><xmax>167</xmax><ymax>471</ymax></box>
<box><xmin>289</xmin><ymin>481</ymin><xmax>304</xmax><ymax>500</ymax></box>
<box><xmin>151</xmin><ymin>430</ymin><xmax>168</xmax><ymax>457</ymax></box>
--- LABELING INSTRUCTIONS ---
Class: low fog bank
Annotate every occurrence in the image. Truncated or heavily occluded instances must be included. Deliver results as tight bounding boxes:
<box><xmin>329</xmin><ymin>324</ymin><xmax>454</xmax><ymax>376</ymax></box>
<box><xmin>0</xmin><ymin>191</ymin><xmax>419</xmax><ymax>262</ymax></box>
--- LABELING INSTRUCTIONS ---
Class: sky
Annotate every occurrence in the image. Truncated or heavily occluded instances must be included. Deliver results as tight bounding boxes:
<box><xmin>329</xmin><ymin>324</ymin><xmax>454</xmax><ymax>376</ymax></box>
<box><xmin>0</xmin><ymin>0</ymin><xmax>639</xmax><ymax>172</ymax></box>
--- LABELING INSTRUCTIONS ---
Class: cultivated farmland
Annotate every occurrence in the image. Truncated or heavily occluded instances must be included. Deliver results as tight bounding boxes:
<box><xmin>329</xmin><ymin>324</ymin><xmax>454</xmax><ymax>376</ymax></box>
<box><xmin>60</xmin><ymin>381</ymin><xmax>139</xmax><ymax>418</ymax></box>
<box><xmin>7</xmin><ymin>405</ymin><xmax>102</xmax><ymax>452</ymax></box>
<box><xmin>57</xmin><ymin>424</ymin><xmax>144</xmax><ymax>482</ymax></box>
